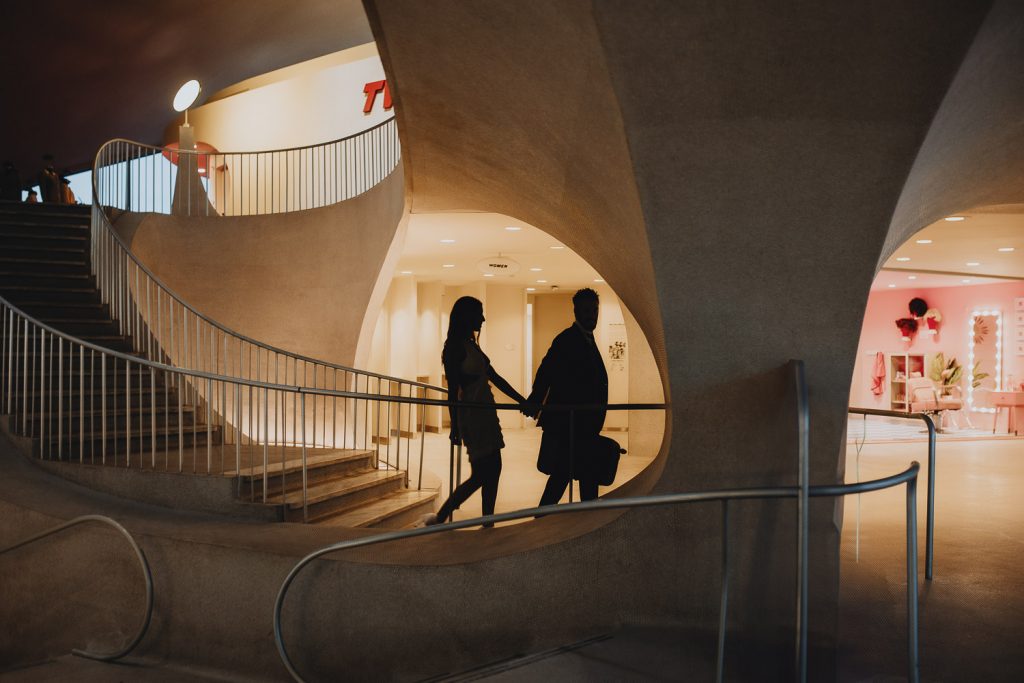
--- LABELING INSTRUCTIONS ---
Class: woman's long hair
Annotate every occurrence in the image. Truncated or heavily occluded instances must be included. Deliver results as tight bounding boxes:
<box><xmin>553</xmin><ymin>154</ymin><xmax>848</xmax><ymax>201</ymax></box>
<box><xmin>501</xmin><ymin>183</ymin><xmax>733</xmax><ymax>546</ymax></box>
<box><xmin>442</xmin><ymin>296</ymin><xmax>482</xmax><ymax>366</ymax></box>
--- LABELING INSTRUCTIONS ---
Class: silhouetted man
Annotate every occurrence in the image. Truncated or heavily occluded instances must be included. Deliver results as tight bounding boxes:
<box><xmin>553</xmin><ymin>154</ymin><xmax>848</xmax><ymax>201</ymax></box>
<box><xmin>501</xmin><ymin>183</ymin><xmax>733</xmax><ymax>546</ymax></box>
<box><xmin>526</xmin><ymin>288</ymin><xmax>608</xmax><ymax>505</ymax></box>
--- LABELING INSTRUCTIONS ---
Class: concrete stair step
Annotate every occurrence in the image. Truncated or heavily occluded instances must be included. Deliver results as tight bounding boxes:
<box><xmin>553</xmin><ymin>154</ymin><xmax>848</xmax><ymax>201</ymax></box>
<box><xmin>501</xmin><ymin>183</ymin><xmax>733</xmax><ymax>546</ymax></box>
<box><xmin>0</xmin><ymin>271</ymin><xmax>94</xmax><ymax>288</ymax></box>
<box><xmin>317</xmin><ymin>489</ymin><xmax>438</xmax><ymax>529</ymax></box>
<box><xmin>8</xmin><ymin>302</ymin><xmax>109</xmax><ymax>319</ymax></box>
<box><xmin>0</xmin><ymin>286</ymin><xmax>100</xmax><ymax>303</ymax></box>
<box><xmin>0</xmin><ymin>257</ymin><xmax>89</xmax><ymax>275</ymax></box>
<box><xmin>230</xmin><ymin>447</ymin><xmax>376</xmax><ymax>497</ymax></box>
<box><xmin>0</xmin><ymin>245</ymin><xmax>88</xmax><ymax>261</ymax></box>
<box><xmin>272</xmin><ymin>467</ymin><xmax>407</xmax><ymax>519</ymax></box>
<box><xmin>0</xmin><ymin>228</ymin><xmax>89</xmax><ymax>244</ymax></box>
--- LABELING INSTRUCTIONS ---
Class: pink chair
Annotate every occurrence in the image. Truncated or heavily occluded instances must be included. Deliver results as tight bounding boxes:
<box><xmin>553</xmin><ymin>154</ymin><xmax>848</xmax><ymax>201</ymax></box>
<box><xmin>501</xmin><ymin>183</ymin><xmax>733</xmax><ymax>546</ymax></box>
<box><xmin>907</xmin><ymin>377</ymin><xmax>970</xmax><ymax>431</ymax></box>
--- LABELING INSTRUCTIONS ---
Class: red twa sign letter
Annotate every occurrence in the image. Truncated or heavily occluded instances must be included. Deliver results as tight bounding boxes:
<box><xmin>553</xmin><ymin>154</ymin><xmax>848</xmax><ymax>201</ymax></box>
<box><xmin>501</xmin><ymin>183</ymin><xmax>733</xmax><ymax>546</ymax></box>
<box><xmin>363</xmin><ymin>80</ymin><xmax>393</xmax><ymax>113</ymax></box>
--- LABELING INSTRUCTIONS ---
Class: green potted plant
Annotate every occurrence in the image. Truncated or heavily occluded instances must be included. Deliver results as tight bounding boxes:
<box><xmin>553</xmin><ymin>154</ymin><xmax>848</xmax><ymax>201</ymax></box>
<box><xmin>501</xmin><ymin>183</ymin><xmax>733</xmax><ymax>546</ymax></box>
<box><xmin>928</xmin><ymin>353</ymin><xmax>963</xmax><ymax>396</ymax></box>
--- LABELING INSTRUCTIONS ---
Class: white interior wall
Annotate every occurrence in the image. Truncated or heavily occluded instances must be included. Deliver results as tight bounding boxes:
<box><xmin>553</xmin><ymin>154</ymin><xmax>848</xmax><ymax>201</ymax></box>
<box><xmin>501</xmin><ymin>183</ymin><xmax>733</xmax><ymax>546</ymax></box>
<box><xmin>484</xmin><ymin>285</ymin><xmax>526</xmax><ymax>429</ymax></box>
<box><xmin>179</xmin><ymin>46</ymin><xmax>390</xmax><ymax>152</ymax></box>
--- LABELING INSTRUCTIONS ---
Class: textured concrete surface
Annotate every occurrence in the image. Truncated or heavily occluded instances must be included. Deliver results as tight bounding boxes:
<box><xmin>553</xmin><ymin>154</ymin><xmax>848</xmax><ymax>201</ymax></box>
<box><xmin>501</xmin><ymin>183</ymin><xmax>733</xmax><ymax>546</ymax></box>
<box><xmin>119</xmin><ymin>164</ymin><xmax>405</xmax><ymax>371</ymax></box>
<box><xmin>365</xmin><ymin>0</ymin><xmax>999</xmax><ymax>675</ymax></box>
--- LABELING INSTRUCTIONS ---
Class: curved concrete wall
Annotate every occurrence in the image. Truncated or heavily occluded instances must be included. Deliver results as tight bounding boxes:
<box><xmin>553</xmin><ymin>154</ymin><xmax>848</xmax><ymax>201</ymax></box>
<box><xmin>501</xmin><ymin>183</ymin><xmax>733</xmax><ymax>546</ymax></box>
<box><xmin>885</xmin><ymin>0</ymin><xmax>1024</xmax><ymax>258</ymax></box>
<box><xmin>118</xmin><ymin>165</ymin><xmax>405</xmax><ymax>368</ymax></box>
<box><xmin>361</xmin><ymin>0</ymin><xmax>996</xmax><ymax>675</ymax></box>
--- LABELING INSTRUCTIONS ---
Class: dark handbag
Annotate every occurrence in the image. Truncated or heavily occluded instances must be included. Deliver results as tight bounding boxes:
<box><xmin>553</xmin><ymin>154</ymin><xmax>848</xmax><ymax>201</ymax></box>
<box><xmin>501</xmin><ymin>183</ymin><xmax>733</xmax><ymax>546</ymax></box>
<box><xmin>589</xmin><ymin>435</ymin><xmax>625</xmax><ymax>486</ymax></box>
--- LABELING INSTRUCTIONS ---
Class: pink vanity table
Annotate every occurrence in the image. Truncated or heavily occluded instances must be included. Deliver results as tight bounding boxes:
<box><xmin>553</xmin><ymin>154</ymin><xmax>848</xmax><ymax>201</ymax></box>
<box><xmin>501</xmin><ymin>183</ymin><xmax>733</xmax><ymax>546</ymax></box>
<box><xmin>991</xmin><ymin>390</ymin><xmax>1024</xmax><ymax>436</ymax></box>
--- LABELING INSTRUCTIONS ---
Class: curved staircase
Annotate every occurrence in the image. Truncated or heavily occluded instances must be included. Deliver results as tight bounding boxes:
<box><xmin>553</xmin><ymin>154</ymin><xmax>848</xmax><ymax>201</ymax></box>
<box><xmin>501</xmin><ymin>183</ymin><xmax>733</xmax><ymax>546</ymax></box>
<box><xmin>1</xmin><ymin>200</ymin><xmax>436</xmax><ymax>528</ymax></box>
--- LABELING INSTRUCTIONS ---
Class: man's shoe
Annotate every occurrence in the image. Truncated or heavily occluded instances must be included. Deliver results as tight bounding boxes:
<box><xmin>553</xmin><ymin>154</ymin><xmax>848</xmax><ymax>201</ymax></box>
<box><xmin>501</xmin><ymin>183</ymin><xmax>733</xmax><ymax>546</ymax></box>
<box><xmin>422</xmin><ymin>513</ymin><xmax>441</xmax><ymax>526</ymax></box>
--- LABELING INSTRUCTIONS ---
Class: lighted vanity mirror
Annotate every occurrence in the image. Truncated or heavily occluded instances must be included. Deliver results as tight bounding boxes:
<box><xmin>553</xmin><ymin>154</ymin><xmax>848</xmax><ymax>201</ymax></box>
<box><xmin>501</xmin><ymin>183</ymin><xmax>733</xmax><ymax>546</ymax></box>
<box><xmin>967</xmin><ymin>309</ymin><xmax>1002</xmax><ymax>413</ymax></box>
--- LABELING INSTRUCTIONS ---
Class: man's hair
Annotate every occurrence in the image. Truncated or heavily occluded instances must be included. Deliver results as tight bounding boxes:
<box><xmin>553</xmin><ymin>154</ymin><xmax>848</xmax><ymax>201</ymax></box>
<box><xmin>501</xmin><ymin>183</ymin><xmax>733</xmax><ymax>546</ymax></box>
<box><xmin>572</xmin><ymin>288</ymin><xmax>599</xmax><ymax>307</ymax></box>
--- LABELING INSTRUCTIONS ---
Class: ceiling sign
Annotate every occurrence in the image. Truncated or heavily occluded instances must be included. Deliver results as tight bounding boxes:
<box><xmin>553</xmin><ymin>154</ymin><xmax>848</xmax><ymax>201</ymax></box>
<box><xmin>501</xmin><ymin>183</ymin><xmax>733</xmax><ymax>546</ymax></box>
<box><xmin>363</xmin><ymin>80</ymin><xmax>392</xmax><ymax>113</ymax></box>
<box><xmin>477</xmin><ymin>256</ymin><xmax>521</xmax><ymax>276</ymax></box>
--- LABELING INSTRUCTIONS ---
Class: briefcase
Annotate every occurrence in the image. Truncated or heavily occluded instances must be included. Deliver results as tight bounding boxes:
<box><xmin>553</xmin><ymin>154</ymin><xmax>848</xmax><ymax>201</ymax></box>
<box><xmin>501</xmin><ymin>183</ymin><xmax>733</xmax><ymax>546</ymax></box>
<box><xmin>589</xmin><ymin>435</ymin><xmax>625</xmax><ymax>486</ymax></box>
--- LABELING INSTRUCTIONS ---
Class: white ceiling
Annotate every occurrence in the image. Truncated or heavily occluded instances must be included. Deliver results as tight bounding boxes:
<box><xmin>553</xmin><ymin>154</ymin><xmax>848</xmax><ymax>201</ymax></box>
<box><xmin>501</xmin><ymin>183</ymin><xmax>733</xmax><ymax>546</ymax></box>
<box><xmin>396</xmin><ymin>212</ymin><xmax>604</xmax><ymax>290</ymax></box>
<box><xmin>874</xmin><ymin>210</ymin><xmax>1023</xmax><ymax>290</ymax></box>
<box><xmin>399</xmin><ymin>210</ymin><xmax>1022</xmax><ymax>294</ymax></box>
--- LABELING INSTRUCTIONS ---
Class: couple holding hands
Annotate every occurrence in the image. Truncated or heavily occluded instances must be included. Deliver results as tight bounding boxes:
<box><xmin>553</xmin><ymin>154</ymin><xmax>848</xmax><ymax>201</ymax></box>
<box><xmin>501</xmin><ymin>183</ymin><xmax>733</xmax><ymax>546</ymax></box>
<box><xmin>424</xmin><ymin>288</ymin><xmax>609</xmax><ymax>527</ymax></box>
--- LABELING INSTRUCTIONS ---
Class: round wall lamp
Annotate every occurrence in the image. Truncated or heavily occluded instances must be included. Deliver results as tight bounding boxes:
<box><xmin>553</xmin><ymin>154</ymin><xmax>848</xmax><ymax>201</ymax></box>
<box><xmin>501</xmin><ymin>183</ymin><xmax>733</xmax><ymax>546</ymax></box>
<box><xmin>173</xmin><ymin>79</ymin><xmax>202</xmax><ymax>124</ymax></box>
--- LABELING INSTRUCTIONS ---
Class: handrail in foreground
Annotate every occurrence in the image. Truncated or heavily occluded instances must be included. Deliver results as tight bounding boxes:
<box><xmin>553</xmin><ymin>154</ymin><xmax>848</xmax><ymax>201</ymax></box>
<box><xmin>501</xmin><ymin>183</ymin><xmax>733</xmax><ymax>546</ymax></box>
<box><xmin>0</xmin><ymin>514</ymin><xmax>154</xmax><ymax>661</ymax></box>
<box><xmin>848</xmin><ymin>407</ymin><xmax>936</xmax><ymax>579</ymax></box>
<box><xmin>274</xmin><ymin>463</ymin><xmax>921</xmax><ymax>683</ymax></box>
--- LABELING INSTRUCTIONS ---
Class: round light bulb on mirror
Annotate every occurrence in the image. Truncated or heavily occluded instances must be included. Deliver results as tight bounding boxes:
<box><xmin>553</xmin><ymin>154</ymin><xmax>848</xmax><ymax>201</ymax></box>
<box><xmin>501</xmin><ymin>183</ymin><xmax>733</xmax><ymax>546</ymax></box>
<box><xmin>173</xmin><ymin>80</ymin><xmax>202</xmax><ymax>112</ymax></box>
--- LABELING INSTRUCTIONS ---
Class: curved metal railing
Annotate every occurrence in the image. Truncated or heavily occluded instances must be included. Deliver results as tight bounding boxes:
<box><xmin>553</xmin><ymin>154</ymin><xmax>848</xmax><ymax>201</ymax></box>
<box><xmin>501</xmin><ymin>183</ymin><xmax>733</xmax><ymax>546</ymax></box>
<box><xmin>87</xmin><ymin>118</ymin><xmax>445</xmax><ymax>486</ymax></box>
<box><xmin>274</xmin><ymin>361</ymin><xmax>920</xmax><ymax>683</ymax></box>
<box><xmin>848</xmin><ymin>407</ymin><xmax>937</xmax><ymax>578</ymax></box>
<box><xmin>274</xmin><ymin>468</ymin><xmax>922</xmax><ymax>683</ymax></box>
<box><xmin>2</xmin><ymin>295</ymin><xmax>667</xmax><ymax>517</ymax></box>
<box><xmin>0</xmin><ymin>514</ymin><xmax>154</xmax><ymax>661</ymax></box>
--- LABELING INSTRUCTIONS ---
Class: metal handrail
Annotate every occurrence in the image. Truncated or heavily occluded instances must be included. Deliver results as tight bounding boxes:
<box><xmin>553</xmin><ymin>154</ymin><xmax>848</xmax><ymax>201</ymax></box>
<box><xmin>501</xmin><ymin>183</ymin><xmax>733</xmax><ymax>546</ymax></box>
<box><xmin>0</xmin><ymin>514</ymin><xmax>154</xmax><ymax>661</ymax></box>
<box><xmin>273</xmin><ymin>464</ymin><xmax>921</xmax><ymax>683</ymax></box>
<box><xmin>89</xmin><ymin>115</ymin><xmax>444</xmax><ymax>397</ymax></box>
<box><xmin>2</xmin><ymin>294</ymin><xmax>667</xmax><ymax>519</ymax></box>
<box><xmin>104</xmin><ymin>116</ymin><xmax>400</xmax><ymax>160</ymax></box>
<box><xmin>848</xmin><ymin>407</ymin><xmax>937</xmax><ymax>579</ymax></box>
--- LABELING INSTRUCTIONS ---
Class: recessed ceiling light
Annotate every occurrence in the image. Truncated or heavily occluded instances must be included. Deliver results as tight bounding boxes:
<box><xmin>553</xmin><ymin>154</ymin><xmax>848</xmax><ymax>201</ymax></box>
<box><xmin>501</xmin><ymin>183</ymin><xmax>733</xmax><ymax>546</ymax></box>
<box><xmin>529</xmin><ymin>267</ymin><xmax>543</xmax><ymax>272</ymax></box>
<box><xmin>888</xmin><ymin>284</ymin><xmax>896</xmax><ymax>288</ymax></box>
<box><xmin>944</xmin><ymin>216</ymin><xmax>966</xmax><ymax>222</ymax></box>
<box><xmin>966</xmin><ymin>262</ymin><xmax>980</xmax><ymax>266</ymax></box>
<box><xmin>440</xmin><ymin>239</ymin><xmax>456</xmax><ymax>244</ymax></box>
<box><xmin>908</xmin><ymin>275</ymin><xmax>917</xmax><ymax>280</ymax></box>
<box><xmin>895</xmin><ymin>257</ymin><xmax>911</xmax><ymax>262</ymax></box>
<box><xmin>400</xmin><ymin>270</ymin><xmax>412</xmax><ymax>275</ymax></box>
<box><xmin>962</xmin><ymin>279</ymin><xmax>971</xmax><ymax>283</ymax></box>
<box><xmin>550</xmin><ymin>246</ymin><xmax>564</xmax><ymax>250</ymax></box>
<box><xmin>998</xmin><ymin>247</ymin><xmax>1015</xmax><ymax>252</ymax></box>
<box><xmin>916</xmin><ymin>239</ymin><xmax>933</xmax><ymax>244</ymax></box>
<box><xmin>526</xmin><ymin>287</ymin><xmax>536</xmax><ymax>292</ymax></box>
<box><xmin>594</xmin><ymin>279</ymin><xmax>604</xmax><ymax>283</ymax></box>
<box><xmin>504</xmin><ymin>226</ymin><xmax>521</xmax><ymax>232</ymax></box>
<box><xmin>536</xmin><ymin>279</ymin><xmax>547</xmax><ymax>283</ymax></box>
<box><xmin>483</xmin><ymin>273</ymin><xmax>494</xmax><ymax>278</ymax></box>
<box><xmin>442</xmin><ymin>264</ymin><xmax>455</xmax><ymax>269</ymax></box>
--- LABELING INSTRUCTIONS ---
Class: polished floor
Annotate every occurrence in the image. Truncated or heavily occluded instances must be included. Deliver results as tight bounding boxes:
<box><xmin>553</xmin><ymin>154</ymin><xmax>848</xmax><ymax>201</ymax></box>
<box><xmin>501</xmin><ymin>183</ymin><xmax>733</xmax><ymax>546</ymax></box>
<box><xmin>405</xmin><ymin>425</ymin><xmax>655</xmax><ymax>526</ymax></box>
<box><xmin>445</xmin><ymin>437</ymin><xmax>1024</xmax><ymax>681</ymax></box>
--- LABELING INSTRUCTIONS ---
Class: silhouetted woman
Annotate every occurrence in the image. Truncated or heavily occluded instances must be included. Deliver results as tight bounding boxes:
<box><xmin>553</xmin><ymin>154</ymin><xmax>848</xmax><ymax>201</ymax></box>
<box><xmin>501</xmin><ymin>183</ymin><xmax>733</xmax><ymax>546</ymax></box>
<box><xmin>425</xmin><ymin>296</ymin><xmax>526</xmax><ymax>527</ymax></box>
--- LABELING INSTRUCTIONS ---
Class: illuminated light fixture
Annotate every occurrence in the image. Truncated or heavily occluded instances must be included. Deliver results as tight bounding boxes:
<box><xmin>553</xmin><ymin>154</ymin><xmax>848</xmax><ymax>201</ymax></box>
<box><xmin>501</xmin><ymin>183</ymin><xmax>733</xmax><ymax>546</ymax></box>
<box><xmin>961</xmin><ymin>279</ymin><xmax>971</xmax><ymax>283</ymax></box>
<box><xmin>399</xmin><ymin>270</ymin><xmax>412</xmax><ymax>275</ymax></box>
<box><xmin>526</xmin><ymin>287</ymin><xmax>536</xmax><ymax>291</ymax></box>
<box><xmin>483</xmin><ymin>273</ymin><xmax>494</xmax><ymax>278</ymax></box>
<box><xmin>594</xmin><ymin>279</ymin><xmax>604</xmax><ymax>283</ymax></box>
<box><xmin>966</xmin><ymin>262</ymin><xmax>981</xmax><ymax>266</ymax></box>
<box><xmin>967</xmin><ymin>309</ymin><xmax>1003</xmax><ymax>413</ymax></box>
<box><xmin>895</xmin><ymin>257</ymin><xmax>911</xmax><ymax>262</ymax></box>
<box><xmin>442</xmin><ymin>264</ymin><xmax>455</xmax><ymax>269</ymax></box>
<box><xmin>440</xmin><ymin>239</ymin><xmax>456</xmax><ymax>244</ymax></box>
<box><xmin>173</xmin><ymin>79</ymin><xmax>202</xmax><ymax>125</ymax></box>
<box><xmin>908</xmin><ymin>275</ymin><xmax>917</xmax><ymax>280</ymax></box>
<box><xmin>916</xmin><ymin>239</ymin><xmax>933</xmax><ymax>244</ymax></box>
<box><xmin>887</xmin><ymin>284</ymin><xmax>896</xmax><ymax>288</ymax></box>
<box><xmin>998</xmin><ymin>247</ymin><xmax>1015</xmax><ymax>252</ymax></box>
<box><xmin>536</xmin><ymin>279</ymin><xmax>548</xmax><ymax>283</ymax></box>
<box><xmin>944</xmin><ymin>216</ymin><xmax>966</xmax><ymax>222</ymax></box>
<box><xmin>549</xmin><ymin>245</ymin><xmax>565</xmax><ymax>250</ymax></box>
<box><xmin>529</xmin><ymin>267</ymin><xmax>543</xmax><ymax>272</ymax></box>
<box><xmin>504</xmin><ymin>226</ymin><xmax>521</xmax><ymax>232</ymax></box>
